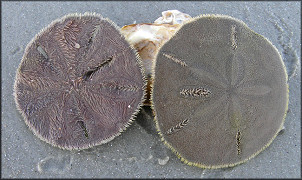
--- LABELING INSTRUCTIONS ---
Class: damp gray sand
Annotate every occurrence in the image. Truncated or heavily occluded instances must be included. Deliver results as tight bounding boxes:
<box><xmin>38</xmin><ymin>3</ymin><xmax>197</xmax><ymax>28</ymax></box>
<box><xmin>2</xmin><ymin>1</ymin><xmax>300</xmax><ymax>178</ymax></box>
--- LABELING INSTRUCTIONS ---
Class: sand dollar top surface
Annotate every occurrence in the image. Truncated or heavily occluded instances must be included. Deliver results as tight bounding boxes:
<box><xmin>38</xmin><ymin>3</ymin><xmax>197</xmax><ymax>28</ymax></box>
<box><xmin>152</xmin><ymin>15</ymin><xmax>288</xmax><ymax>168</ymax></box>
<box><xmin>14</xmin><ymin>13</ymin><xmax>145</xmax><ymax>150</ymax></box>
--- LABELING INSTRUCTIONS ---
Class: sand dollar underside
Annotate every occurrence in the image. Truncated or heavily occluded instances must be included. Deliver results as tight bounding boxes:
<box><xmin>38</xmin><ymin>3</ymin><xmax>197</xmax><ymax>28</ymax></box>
<box><xmin>14</xmin><ymin>13</ymin><xmax>145</xmax><ymax>150</ymax></box>
<box><xmin>152</xmin><ymin>15</ymin><xmax>288</xmax><ymax>168</ymax></box>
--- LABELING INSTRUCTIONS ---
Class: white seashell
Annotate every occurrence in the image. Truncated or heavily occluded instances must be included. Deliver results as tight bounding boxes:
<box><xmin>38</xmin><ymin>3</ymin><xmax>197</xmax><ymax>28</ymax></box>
<box><xmin>120</xmin><ymin>10</ymin><xmax>192</xmax><ymax>77</ymax></box>
<box><xmin>120</xmin><ymin>10</ymin><xmax>192</xmax><ymax>105</ymax></box>
<box><xmin>154</xmin><ymin>10</ymin><xmax>192</xmax><ymax>25</ymax></box>
<box><xmin>121</xmin><ymin>23</ymin><xmax>180</xmax><ymax>77</ymax></box>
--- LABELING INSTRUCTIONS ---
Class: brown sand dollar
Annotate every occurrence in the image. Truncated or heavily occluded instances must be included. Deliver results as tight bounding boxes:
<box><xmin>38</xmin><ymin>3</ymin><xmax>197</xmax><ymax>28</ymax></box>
<box><xmin>14</xmin><ymin>13</ymin><xmax>146</xmax><ymax>150</ymax></box>
<box><xmin>152</xmin><ymin>15</ymin><xmax>288</xmax><ymax>168</ymax></box>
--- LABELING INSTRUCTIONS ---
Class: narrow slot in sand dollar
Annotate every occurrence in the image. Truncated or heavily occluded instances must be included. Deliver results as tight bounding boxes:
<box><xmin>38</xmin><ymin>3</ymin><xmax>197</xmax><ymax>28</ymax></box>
<box><xmin>14</xmin><ymin>13</ymin><xmax>146</xmax><ymax>150</ymax></box>
<box><xmin>152</xmin><ymin>14</ymin><xmax>289</xmax><ymax>168</ymax></box>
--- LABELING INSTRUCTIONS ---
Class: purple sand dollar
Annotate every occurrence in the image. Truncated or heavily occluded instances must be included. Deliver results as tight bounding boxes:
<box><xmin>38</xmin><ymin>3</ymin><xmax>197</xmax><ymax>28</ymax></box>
<box><xmin>152</xmin><ymin>15</ymin><xmax>288</xmax><ymax>168</ymax></box>
<box><xmin>14</xmin><ymin>13</ymin><xmax>146</xmax><ymax>150</ymax></box>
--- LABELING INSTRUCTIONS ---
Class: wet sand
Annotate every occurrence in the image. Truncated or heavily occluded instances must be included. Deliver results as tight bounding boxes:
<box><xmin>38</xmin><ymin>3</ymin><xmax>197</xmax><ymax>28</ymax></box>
<box><xmin>1</xmin><ymin>1</ymin><xmax>300</xmax><ymax>178</ymax></box>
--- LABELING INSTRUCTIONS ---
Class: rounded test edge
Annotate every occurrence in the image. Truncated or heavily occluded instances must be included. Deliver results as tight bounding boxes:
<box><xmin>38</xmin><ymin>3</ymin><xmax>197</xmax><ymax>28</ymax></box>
<box><xmin>13</xmin><ymin>12</ymin><xmax>147</xmax><ymax>151</ymax></box>
<box><xmin>150</xmin><ymin>14</ymin><xmax>289</xmax><ymax>169</ymax></box>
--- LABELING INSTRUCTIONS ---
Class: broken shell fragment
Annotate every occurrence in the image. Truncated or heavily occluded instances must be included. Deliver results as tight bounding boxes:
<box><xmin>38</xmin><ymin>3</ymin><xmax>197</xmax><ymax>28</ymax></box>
<box><xmin>152</xmin><ymin>14</ymin><xmax>288</xmax><ymax>168</ymax></box>
<box><xmin>121</xmin><ymin>23</ymin><xmax>180</xmax><ymax>78</ymax></box>
<box><xmin>14</xmin><ymin>13</ymin><xmax>146</xmax><ymax>150</ymax></box>
<box><xmin>120</xmin><ymin>10</ymin><xmax>192</xmax><ymax>105</ymax></box>
<box><xmin>154</xmin><ymin>9</ymin><xmax>192</xmax><ymax>25</ymax></box>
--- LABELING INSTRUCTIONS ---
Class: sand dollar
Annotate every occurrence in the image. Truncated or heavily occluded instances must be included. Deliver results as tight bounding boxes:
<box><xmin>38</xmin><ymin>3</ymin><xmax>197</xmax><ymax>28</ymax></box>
<box><xmin>14</xmin><ymin>13</ymin><xmax>146</xmax><ymax>150</ymax></box>
<box><xmin>152</xmin><ymin>14</ymin><xmax>288</xmax><ymax>168</ymax></box>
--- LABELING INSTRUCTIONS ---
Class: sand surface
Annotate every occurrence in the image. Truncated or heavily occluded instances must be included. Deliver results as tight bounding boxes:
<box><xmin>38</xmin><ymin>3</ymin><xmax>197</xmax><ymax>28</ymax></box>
<box><xmin>1</xmin><ymin>1</ymin><xmax>300</xmax><ymax>178</ymax></box>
